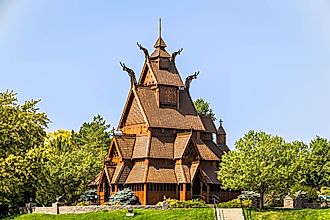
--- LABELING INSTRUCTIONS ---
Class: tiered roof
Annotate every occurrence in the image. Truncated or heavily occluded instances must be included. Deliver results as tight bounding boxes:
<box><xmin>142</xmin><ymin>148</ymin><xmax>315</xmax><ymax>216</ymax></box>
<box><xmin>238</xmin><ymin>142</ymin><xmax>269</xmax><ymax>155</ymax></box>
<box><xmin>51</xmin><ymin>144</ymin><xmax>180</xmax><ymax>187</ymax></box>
<box><xmin>100</xmin><ymin>23</ymin><xmax>228</xmax><ymax>187</ymax></box>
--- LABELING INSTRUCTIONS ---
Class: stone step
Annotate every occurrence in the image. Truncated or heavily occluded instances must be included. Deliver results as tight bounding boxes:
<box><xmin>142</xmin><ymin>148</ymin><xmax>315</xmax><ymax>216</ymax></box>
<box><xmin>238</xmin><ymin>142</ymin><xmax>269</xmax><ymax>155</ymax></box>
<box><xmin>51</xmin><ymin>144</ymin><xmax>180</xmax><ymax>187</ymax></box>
<box><xmin>216</xmin><ymin>208</ymin><xmax>244</xmax><ymax>220</ymax></box>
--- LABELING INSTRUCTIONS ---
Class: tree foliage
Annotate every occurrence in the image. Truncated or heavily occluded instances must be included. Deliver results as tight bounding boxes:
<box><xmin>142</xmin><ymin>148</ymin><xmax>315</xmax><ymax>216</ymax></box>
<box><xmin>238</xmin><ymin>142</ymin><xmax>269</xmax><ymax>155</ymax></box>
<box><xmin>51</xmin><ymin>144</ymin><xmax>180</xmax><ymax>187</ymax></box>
<box><xmin>218</xmin><ymin>131</ymin><xmax>306</xmax><ymax>209</ymax></box>
<box><xmin>34</xmin><ymin>130</ymin><xmax>95</xmax><ymax>205</ymax></box>
<box><xmin>193</xmin><ymin>98</ymin><xmax>216</xmax><ymax>121</ymax></box>
<box><xmin>0</xmin><ymin>91</ymin><xmax>49</xmax><ymax>207</ymax></box>
<box><xmin>72</xmin><ymin>115</ymin><xmax>111</xmax><ymax>174</ymax></box>
<box><xmin>296</xmin><ymin>136</ymin><xmax>330</xmax><ymax>188</ymax></box>
<box><xmin>34</xmin><ymin>116</ymin><xmax>111</xmax><ymax>206</ymax></box>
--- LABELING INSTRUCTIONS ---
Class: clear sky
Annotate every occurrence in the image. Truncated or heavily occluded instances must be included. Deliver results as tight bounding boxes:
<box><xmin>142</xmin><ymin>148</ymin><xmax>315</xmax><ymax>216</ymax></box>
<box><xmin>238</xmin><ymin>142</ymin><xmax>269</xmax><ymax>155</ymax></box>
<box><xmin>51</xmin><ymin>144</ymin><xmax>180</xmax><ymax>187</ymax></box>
<box><xmin>1</xmin><ymin>0</ymin><xmax>329</xmax><ymax>147</ymax></box>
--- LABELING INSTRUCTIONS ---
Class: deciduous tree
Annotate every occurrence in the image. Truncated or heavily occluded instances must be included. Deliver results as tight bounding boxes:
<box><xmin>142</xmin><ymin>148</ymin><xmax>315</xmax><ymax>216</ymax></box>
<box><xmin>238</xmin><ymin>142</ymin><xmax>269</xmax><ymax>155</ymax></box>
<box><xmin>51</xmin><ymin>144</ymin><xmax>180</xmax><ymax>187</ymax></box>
<box><xmin>218</xmin><ymin>131</ymin><xmax>305</xmax><ymax>209</ymax></box>
<box><xmin>0</xmin><ymin>91</ymin><xmax>49</xmax><ymax>207</ymax></box>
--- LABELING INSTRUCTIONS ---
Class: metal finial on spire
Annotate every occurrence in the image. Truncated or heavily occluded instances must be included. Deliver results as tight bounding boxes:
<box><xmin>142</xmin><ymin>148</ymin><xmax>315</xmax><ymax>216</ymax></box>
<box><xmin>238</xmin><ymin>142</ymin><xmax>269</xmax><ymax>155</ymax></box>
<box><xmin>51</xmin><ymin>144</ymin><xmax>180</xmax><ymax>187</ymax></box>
<box><xmin>219</xmin><ymin>119</ymin><xmax>223</xmax><ymax>127</ymax></box>
<box><xmin>159</xmin><ymin>18</ymin><xmax>162</xmax><ymax>38</ymax></box>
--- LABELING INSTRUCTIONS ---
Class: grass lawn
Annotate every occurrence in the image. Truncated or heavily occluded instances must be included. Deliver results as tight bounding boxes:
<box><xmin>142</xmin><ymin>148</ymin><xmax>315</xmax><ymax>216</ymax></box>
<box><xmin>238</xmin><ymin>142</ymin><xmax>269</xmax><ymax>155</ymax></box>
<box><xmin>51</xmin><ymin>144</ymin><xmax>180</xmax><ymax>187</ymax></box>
<box><xmin>10</xmin><ymin>208</ymin><xmax>214</xmax><ymax>220</ymax></box>
<box><xmin>247</xmin><ymin>208</ymin><xmax>330</xmax><ymax>220</ymax></box>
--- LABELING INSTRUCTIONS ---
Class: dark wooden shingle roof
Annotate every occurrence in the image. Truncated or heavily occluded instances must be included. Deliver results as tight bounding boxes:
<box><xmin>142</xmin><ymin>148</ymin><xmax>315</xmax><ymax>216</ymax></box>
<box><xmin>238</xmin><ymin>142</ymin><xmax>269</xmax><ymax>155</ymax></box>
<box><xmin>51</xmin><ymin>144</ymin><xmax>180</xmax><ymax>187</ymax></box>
<box><xmin>149</xmin><ymin>136</ymin><xmax>174</xmax><ymax>159</ymax></box>
<box><xmin>136</xmin><ymin>87</ymin><xmax>205</xmax><ymax>130</ymax></box>
<box><xmin>116</xmin><ymin>136</ymin><xmax>136</xmax><ymax>159</ymax></box>
<box><xmin>147</xmin><ymin>166</ymin><xmax>177</xmax><ymax>183</ymax></box>
<box><xmin>149</xmin><ymin>62</ymin><xmax>184</xmax><ymax>87</ymax></box>
<box><xmin>174</xmin><ymin>133</ymin><xmax>192</xmax><ymax>159</ymax></box>
<box><xmin>111</xmin><ymin>164</ymin><xmax>124</xmax><ymax>184</ymax></box>
<box><xmin>125</xmin><ymin>164</ymin><xmax>147</xmax><ymax>184</ymax></box>
<box><xmin>200</xmin><ymin>163</ymin><xmax>220</xmax><ymax>184</ymax></box>
<box><xmin>195</xmin><ymin>139</ymin><xmax>219</xmax><ymax>161</ymax></box>
<box><xmin>175</xmin><ymin>164</ymin><xmax>191</xmax><ymax>183</ymax></box>
<box><xmin>132</xmin><ymin>135</ymin><xmax>149</xmax><ymax>159</ymax></box>
<box><xmin>200</xmin><ymin>115</ymin><xmax>217</xmax><ymax>133</ymax></box>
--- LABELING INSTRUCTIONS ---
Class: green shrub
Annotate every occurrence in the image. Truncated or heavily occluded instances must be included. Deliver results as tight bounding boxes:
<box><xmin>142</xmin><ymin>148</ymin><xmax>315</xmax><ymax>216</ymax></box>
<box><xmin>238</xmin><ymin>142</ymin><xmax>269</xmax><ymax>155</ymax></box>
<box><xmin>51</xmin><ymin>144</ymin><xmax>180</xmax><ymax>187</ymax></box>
<box><xmin>76</xmin><ymin>201</ymin><xmax>92</xmax><ymax>206</ymax></box>
<box><xmin>156</xmin><ymin>199</ymin><xmax>207</xmax><ymax>208</ymax></box>
<box><xmin>238</xmin><ymin>191</ymin><xmax>260</xmax><ymax>200</ymax></box>
<box><xmin>320</xmin><ymin>187</ymin><xmax>330</xmax><ymax>196</ymax></box>
<box><xmin>217</xmin><ymin>198</ymin><xmax>252</xmax><ymax>208</ymax></box>
<box><xmin>291</xmin><ymin>185</ymin><xmax>318</xmax><ymax>202</ymax></box>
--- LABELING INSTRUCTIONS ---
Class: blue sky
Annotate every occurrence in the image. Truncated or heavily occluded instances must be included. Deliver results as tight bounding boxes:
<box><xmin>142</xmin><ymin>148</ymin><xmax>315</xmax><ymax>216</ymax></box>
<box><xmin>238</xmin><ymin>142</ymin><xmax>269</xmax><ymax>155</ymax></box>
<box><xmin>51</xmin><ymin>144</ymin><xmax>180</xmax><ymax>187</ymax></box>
<box><xmin>1</xmin><ymin>0</ymin><xmax>329</xmax><ymax>147</ymax></box>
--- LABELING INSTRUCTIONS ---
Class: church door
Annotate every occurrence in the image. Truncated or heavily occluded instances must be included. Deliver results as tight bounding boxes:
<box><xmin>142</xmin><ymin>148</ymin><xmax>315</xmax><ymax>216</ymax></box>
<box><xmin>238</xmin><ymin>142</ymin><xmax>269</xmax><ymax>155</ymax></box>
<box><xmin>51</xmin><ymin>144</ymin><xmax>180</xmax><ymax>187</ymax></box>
<box><xmin>192</xmin><ymin>176</ymin><xmax>201</xmax><ymax>199</ymax></box>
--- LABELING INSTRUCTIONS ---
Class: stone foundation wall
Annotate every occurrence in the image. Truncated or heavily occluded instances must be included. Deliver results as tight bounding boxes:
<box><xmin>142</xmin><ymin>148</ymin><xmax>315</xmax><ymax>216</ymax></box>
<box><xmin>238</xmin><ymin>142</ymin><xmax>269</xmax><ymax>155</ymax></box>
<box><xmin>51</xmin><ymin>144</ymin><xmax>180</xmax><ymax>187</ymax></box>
<box><xmin>34</xmin><ymin>204</ymin><xmax>162</xmax><ymax>215</ymax></box>
<box><xmin>33</xmin><ymin>207</ymin><xmax>55</xmax><ymax>214</ymax></box>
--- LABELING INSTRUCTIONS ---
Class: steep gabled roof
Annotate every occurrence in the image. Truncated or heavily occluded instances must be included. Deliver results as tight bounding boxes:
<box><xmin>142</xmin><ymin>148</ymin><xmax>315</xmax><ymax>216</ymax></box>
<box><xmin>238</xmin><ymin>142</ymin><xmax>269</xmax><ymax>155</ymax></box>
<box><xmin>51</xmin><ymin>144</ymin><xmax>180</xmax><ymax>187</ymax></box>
<box><xmin>149</xmin><ymin>136</ymin><xmax>175</xmax><ymax>159</ymax></box>
<box><xmin>149</xmin><ymin>61</ymin><xmax>184</xmax><ymax>87</ymax></box>
<box><xmin>138</xmin><ymin>61</ymin><xmax>157</xmax><ymax>86</ymax></box>
<box><xmin>111</xmin><ymin>164</ymin><xmax>125</xmax><ymax>184</ymax></box>
<box><xmin>107</xmin><ymin>136</ymin><xmax>135</xmax><ymax>160</ymax></box>
<box><xmin>203</xmin><ymin>140</ymin><xmax>225</xmax><ymax>159</ymax></box>
<box><xmin>136</xmin><ymin>87</ymin><xmax>205</xmax><ymax>130</ymax></box>
<box><xmin>174</xmin><ymin>132</ymin><xmax>192</xmax><ymax>159</ymax></box>
<box><xmin>175</xmin><ymin>164</ymin><xmax>191</xmax><ymax>183</ymax></box>
<box><xmin>199</xmin><ymin>163</ymin><xmax>220</xmax><ymax>184</ymax></box>
<box><xmin>107</xmin><ymin>139</ymin><xmax>122</xmax><ymax>159</ymax></box>
<box><xmin>104</xmin><ymin>166</ymin><xmax>115</xmax><ymax>185</ymax></box>
<box><xmin>117</xmin><ymin>165</ymin><xmax>131</xmax><ymax>184</ymax></box>
<box><xmin>131</xmin><ymin>135</ymin><xmax>150</xmax><ymax>159</ymax></box>
<box><xmin>200</xmin><ymin>115</ymin><xmax>217</xmax><ymax>133</ymax></box>
<box><xmin>118</xmin><ymin>89</ymin><xmax>149</xmax><ymax>129</ymax></box>
<box><xmin>190</xmin><ymin>163</ymin><xmax>199</xmax><ymax>182</ymax></box>
<box><xmin>115</xmin><ymin>136</ymin><xmax>136</xmax><ymax>159</ymax></box>
<box><xmin>125</xmin><ymin>164</ymin><xmax>148</xmax><ymax>184</ymax></box>
<box><xmin>147</xmin><ymin>166</ymin><xmax>177</xmax><ymax>183</ymax></box>
<box><xmin>195</xmin><ymin>139</ymin><xmax>220</xmax><ymax>161</ymax></box>
<box><xmin>89</xmin><ymin>171</ymin><xmax>102</xmax><ymax>186</ymax></box>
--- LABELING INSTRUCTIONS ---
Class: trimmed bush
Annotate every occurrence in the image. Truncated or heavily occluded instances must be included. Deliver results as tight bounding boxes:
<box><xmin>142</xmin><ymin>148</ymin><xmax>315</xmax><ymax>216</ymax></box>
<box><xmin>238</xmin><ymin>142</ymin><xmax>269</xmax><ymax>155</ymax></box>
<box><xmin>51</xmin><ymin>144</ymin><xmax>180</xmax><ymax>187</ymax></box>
<box><xmin>76</xmin><ymin>201</ymin><xmax>92</xmax><ymax>206</ymax></box>
<box><xmin>107</xmin><ymin>188</ymin><xmax>139</xmax><ymax>205</ymax></box>
<box><xmin>217</xmin><ymin>198</ymin><xmax>252</xmax><ymax>208</ymax></box>
<box><xmin>156</xmin><ymin>199</ymin><xmax>207</xmax><ymax>208</ymax></box>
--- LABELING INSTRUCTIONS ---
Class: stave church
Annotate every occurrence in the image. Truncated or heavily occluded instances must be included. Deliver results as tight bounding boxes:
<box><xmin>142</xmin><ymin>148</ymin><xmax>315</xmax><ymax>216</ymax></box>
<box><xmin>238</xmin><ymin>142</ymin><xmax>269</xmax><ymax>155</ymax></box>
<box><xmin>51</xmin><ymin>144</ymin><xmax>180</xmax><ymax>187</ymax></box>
<box><xmin>97</xmin><ymin>21</ymin><xmax>238</xmax><ymax>205</ymax></box>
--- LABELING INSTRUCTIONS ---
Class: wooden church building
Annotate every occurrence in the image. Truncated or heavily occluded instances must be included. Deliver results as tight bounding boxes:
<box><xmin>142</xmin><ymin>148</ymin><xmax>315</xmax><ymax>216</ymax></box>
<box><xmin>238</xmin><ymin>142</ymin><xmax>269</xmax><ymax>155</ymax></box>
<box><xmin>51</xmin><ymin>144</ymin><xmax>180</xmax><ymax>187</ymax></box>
<box><xmin>98</xmin><ymin>22</ymin><xmax>238</xmax><ymax>205</ymax></box>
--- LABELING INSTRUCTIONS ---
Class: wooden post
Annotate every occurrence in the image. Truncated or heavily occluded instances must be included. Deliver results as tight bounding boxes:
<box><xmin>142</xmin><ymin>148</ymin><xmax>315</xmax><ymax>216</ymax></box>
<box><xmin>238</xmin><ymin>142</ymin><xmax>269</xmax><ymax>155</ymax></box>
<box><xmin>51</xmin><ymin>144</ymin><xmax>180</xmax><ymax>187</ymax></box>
<box><xmin>143</xmin><ymin>183</ymin><xmax>147</xmax><ymax>205</ymax></box>
<box><xmin>183</xmin><ymin>183</ymin><xmax>187</xmax><ymax>201</ymax></box>
<box><xmin>114</xmin><ymin>184</ymin><xmax>118</xmax><ymax>193</ymax></box>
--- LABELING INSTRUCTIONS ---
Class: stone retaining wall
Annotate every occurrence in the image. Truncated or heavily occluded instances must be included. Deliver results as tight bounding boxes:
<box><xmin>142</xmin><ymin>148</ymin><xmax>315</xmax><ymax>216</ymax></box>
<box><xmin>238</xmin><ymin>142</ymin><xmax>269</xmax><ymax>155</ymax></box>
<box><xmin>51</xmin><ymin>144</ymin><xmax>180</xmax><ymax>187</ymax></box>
<box><xmin>34</xmin><ymin>203</ymin><xmax>162</xmax><ymax>215</ymax></box>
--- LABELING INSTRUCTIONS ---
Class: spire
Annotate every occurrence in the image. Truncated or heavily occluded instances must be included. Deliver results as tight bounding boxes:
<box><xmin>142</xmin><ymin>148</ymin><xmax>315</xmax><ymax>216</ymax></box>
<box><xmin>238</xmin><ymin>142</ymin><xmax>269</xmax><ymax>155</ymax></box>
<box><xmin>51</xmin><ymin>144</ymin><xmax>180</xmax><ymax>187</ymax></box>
<box><xmin>159</xmin><ymin>18</ymin><xmax>162</xmax><ymax>38</ymax></box>
<box><xmin>153</xmin><ymin>18</ymin><xmax>167</xmax><ymax>49</ymax></box>
<box><xmin>151</xmin><ymin>18</ymin><xmax>170</xmax><ymax>59</ymax></box>
<box><xmin>217</xmin><ymin>119</ymin><xmax>226</xmax><ymax>135</ymax></box>
<box><xmin>217</xmin><ymin>118</ymin><xmax>227</xmax><ymax>146</ymax></box>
